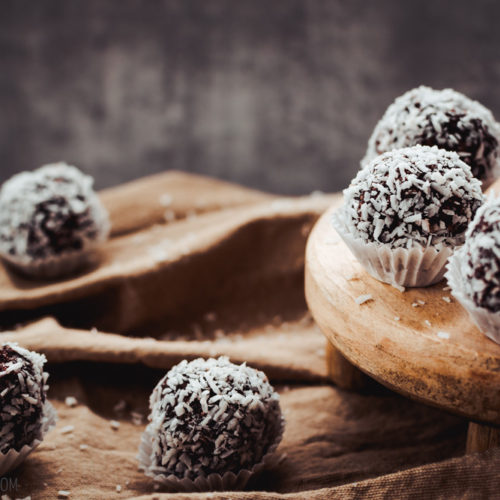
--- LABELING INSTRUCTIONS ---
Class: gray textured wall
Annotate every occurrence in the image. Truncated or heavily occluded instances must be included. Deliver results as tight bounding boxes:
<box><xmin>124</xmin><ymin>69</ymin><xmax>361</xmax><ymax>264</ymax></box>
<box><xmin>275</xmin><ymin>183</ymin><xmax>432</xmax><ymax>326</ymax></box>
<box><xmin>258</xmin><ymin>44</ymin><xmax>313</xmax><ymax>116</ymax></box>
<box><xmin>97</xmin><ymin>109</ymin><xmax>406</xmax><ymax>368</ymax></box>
<box><xmin>1</xmin><ymin>0</ymin><xmax>500</xmax><ymax>194</ymax></box>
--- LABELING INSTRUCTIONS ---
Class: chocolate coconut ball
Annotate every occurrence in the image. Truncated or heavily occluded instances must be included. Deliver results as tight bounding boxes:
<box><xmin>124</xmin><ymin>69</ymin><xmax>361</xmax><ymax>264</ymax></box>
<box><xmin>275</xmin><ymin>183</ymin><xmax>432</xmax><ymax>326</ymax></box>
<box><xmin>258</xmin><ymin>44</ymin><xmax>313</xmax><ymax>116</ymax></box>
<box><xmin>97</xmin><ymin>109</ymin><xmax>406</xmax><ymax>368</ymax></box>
<box><xmin>143</xmin><ymin>357</ymin><xmax>283</xmax><ymax>481</ymax></box>
<box><xmin>461</xmin><ymin>199</ymin><xmax>500</xmax><ymax>312</ymax></box>
<box><xmin>0</xmin><ymin>163</ymin><xmax>110</xmax><ymax>278</ymax></box>
<box><xmin>363</xmin><ymin>86</ymin><xmax>500</xmax><ymax>185</ymax></box>
<box><xmin>344</xmin><ymin>145</ymin><xmax>484</xmax><ymax>249</ymax></box>
<box><xmin>0</xmin><ymin>343</ymin><xmax>50</xmax><ymax>453</ymax></box>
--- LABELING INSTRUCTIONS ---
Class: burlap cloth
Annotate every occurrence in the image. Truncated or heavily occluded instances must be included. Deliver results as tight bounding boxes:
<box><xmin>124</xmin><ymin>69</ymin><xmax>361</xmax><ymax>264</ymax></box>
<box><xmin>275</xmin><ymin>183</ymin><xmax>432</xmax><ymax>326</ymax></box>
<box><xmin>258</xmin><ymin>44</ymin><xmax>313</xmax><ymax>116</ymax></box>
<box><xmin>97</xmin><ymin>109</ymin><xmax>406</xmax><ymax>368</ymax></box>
<box><xmin>0</xmin><ymin>172</ymin><xmax>497</xmax><ymax>499</ymax></box>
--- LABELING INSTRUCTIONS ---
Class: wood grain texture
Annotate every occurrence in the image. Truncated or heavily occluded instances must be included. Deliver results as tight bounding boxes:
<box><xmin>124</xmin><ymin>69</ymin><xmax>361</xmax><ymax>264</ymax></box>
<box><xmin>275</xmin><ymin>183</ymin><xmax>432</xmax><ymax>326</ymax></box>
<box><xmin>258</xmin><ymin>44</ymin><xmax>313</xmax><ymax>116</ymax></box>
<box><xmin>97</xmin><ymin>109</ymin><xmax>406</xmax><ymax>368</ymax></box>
<box><xmin>466</xmin><ymin>422</ymin><xmax>500</xmax><ymax>454</ymax></box>
<box><xmin>325</xmin><ymin>339</ymin><xmax>369</xmax><ymax>391</ymax></box>
<box><xmin>305</xmin><ymin>180</ymin><xmax>500</xmax><ymax>426</ymax></box>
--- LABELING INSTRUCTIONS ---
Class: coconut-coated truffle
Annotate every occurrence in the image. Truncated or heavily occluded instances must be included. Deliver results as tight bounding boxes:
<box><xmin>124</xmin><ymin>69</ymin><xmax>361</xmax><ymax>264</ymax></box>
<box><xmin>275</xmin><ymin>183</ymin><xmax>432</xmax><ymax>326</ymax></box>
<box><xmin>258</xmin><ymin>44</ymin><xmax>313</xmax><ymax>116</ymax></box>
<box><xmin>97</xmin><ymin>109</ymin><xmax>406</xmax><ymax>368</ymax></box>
<box><xmin>461</xmin><ymin>199</ymin><xmax>500</xmax><ymax>312</ymax></box>
<box><xmin>0</xmin><ymin>343</ymin><xmax>49</xmax><ymax>453</ymax></box>
<box><xmin>0</xmin><ymin>163</ymin><xmax>109</xmax><ymax>277</ymax></box>
<box><xmin>344</xmin><ymin>145</ymin><xmax>484</xmax><ymax>249</ymax></box>
<box><xmin>144</xmin><ymin>357</ymin><xmax>283</xmax><ymax>481</ymax></box>
<box><xmin>362</xmin><ymin>86</ymin><xmax>500</xmax><ymax>184</ymax></box>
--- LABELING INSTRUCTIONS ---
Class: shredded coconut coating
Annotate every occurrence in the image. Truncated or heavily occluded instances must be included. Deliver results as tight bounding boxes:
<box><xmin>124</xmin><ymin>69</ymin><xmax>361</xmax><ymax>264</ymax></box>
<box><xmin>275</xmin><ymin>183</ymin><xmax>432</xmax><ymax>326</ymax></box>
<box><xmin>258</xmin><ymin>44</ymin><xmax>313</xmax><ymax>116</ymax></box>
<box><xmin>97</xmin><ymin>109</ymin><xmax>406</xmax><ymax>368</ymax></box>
<box><xmin>0</xmin><ymin>343</ymin><xmax>49</xmax><ymax>453</ymax></box>
<box><xmin>462</xmin><ymin>197</ymin><xmax>500</xmax><ymax>312</ymax></box>
<box><xmin>362</xmin><ymin>86</ymin><xmax>500</xmax><ymax>183</ymax></box>
<box><xmin>344</xmin><ymin>145</ymin><xmax>484</xmax><ymax>249</ymax></box>
<box><xmin>145</xmin><ymin>357</ymin><xmax>283</xmax><ymax>480</ymax></box>
<box><xmin>0</xmin><ymin>163</ymin><xmax>110</xmax><ymax>265</ymax></box>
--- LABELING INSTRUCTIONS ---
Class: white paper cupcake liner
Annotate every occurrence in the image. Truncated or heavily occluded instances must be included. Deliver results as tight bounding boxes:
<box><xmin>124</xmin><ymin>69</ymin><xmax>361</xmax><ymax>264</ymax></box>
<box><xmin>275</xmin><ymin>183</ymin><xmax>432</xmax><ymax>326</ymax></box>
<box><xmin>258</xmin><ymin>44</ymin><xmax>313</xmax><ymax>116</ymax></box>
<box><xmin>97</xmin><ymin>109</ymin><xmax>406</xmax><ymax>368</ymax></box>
<box><xmin>1</xmin><ymin>248</ymin><xmax>102</xmax><ymax>280</ymax></box>
<box><xmin>137</xmin><ymin>416</ymin><xmax>285</xmax><ymax>492</ymax></box>
<box><xmin>332</xmin><ymin>211</ymin><xmax>453</xmax><ymax>289</ymax></box>
<box><xmin>446</xmin><ymin>248</ymin><xmax>500</xmax><ymax>344</ymax></box>
<box><xmin>0</xmin><ymin>400</ymin><xmax>57</xmax><ymax>476</ymax></box>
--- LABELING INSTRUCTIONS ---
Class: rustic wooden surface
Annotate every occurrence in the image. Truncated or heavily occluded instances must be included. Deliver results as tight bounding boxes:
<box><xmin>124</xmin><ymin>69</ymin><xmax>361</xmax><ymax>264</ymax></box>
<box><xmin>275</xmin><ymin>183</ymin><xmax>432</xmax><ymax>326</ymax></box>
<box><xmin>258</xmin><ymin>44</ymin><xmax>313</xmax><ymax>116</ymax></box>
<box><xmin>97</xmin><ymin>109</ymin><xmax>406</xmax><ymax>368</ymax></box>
<box><xmin>466</xmin><ymin>422</ymin><xmax>500</xmax><ymax>454</ymax></box>
<box><xmin>325</xmin><ymin>339</ymin><xmax>368</xmax><ymax>391</ymax></box>
<box><xmin>305</xmin><ymin>182</ymin><xmax>500</xmax><ymax>427</ymax></box>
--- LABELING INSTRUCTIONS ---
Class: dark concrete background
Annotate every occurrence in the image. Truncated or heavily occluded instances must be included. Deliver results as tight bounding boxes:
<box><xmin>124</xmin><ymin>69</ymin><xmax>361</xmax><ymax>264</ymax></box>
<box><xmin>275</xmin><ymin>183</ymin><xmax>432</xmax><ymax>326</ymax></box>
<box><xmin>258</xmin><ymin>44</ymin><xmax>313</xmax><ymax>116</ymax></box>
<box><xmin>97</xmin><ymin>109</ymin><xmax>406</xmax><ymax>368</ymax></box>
<box><xmin>1</xmin><ymin>0</ymin><xmax>500</xmax><ymax>194</ymax></box>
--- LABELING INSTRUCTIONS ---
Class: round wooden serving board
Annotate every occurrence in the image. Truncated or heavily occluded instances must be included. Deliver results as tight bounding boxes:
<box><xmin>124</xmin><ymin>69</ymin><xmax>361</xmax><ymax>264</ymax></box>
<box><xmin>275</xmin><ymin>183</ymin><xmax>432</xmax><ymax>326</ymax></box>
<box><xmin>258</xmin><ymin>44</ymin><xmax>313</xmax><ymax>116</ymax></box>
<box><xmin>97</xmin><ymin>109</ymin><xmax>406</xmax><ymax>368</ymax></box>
<box><xmin>305</xmin><ymin>197</ymin><xmax>500</xmax><ymax>453</ymax></box>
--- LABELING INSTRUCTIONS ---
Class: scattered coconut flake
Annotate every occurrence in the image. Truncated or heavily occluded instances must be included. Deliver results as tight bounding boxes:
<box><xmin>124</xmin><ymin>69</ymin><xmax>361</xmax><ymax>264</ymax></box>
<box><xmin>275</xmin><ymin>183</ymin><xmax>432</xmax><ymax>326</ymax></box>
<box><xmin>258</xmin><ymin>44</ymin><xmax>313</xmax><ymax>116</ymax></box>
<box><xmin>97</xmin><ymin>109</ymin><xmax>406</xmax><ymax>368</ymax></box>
<box><xmin>270</xmin><ymin>199</ymin><xmax>294</xmax><ymax>211</ymax></box>
<box><xmin>204</xmin><ymin>312</ymin><xmax>217</xmax><ymax>322</ymax></box>
<box><xmin>110</xmin><ymin>420</ymin><xmax>120</xmax><ymax>431</ymax></box>
<box><xmin>131</xmin><ymin>411</ymin><xmax>144</xmax><ymax>426</ymax></box>
<box><xmin>164</xmin><ymin>210</ymin><xmax>176</xmax><ymax>222</ymax></box>
<box><xmin>159</xmin><ymin>193</ymin><xmax>173</xmax><ymax>207</ymax></box>
<box><xmin>437</xmin><ymin>331</ymin><xmax>451</xmax><ymax>339</ymax></box>
<box><xmin>58</xmin><ymin>492</ymin><xmax>70</xmax><ymax>499</ymax></box>
<box><xmin>65</xmin><ymin>396</ymin><xmax>77</xmax><ymax>408</ymax></box>
<box><xmin>113</xmin><ymin>400</ymin><xmax>126</xmax><ymax>413</ymax></box>
<box><xmin>79</xmin><ymin>444</ymin><xmax>88</xmax><ymax>451</ymax></box>
<box><xmin>443</xmin><ymin>285</ymin><xmax>451</xmax><ymax>291</ymax></box>
<box><xmin>417</xmin><ymin>300</ymin><xmax>426</xmax><ymax>305</ymax></box>
<box><xmin>116</xmin><ymin>485</ymin><xmax>122</xmax><ymax>493</ymax></box>
<box><xmin>355</xmin><ymin>294</ymin><xmax>373</xmax><ymax>305</ymax></box>
<box><xmin>424</xmin><ymin>320</ymin><xmax>432</xmax><ymax>327</ymax></box>
<box><xmin>60</xmin><ymin>425</ymin><xmax>74</xmax><ymax>435</ymax></box>
<box><xmin>186</xmin><ymin>209</ymin><xmax>198</xmax><ymax>220</ymax></box>
<box><xmin>394</xmin><ymin>316</ymin><xmax>400</xmax><ymax>321</ymax></box>
<box><xmin>214</xmin><ymin>329</ymin><xmax>225</xmax><ymax>340</ymax></box>
<box><xmin>442</xmin><ymin>296</ymin><xmax>452</xmax><ymax>303</ymax></box>
<box><xmin>192</xmin><ymin>323</ymin><xmax>204</xmax><ymax>340</ymax></box>
<box><xmin>412</xmin><ymin>302</ymin><xmax>419</xmax><ymax>308</ymax></box>
<box><xmin>310</xmin><ymin>190</ymin><xmax>325</xmax><ymax>198</ymax></box>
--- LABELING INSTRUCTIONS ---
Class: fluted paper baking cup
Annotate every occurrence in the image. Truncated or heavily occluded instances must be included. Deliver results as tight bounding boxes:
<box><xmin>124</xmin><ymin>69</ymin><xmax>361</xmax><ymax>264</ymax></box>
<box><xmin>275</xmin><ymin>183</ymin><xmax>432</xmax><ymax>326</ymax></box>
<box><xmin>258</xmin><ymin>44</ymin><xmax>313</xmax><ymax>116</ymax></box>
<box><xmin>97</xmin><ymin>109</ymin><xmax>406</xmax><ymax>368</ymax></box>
<box><xmin>446</xmin><ymin>248</ymin><xmax>500</xmax><ymax>344</ymax></box>
<box><xmin>1</xmin><ymin>249</ymin><xmax>103</xmax><ymax>280</ymax></box>
<box><xmin>332</xmin><ymin>211</ymin><xmax>453</xmax><ymax>289</ymax></box>
<box><xmin>137</xmin><ymin>416</ymin><xmax>285</xmax><ymax>492</ymax></box>
<box><xmin>0</xmin><ymin>400</ymin><xmax>57</xmax><ymax>476</ymax></box>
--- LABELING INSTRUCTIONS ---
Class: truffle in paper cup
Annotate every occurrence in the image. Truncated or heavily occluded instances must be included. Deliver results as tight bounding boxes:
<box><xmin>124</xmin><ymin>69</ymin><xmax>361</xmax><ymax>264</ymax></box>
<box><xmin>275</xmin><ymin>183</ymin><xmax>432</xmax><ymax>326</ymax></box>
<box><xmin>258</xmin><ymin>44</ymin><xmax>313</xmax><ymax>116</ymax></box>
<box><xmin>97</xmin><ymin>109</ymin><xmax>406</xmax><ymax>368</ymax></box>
<box><xmin>446</xmin><ymin>197</ymin><xmax>500</xmax><ymax>344</ymax></box>
<box><xmin>137</xmin><ymin>357</ymin><xmax>285</xmax><ymax>492</ymax></box>
<box><xmin>138</xmin><ymin>416</ymin><xmax>284</xmax><ymax>492</ymax></box>
<box><xmin>336</xmin><ymin>146</ymin><xmax>483</xmax><ymax>290</ymax></box>
<box><xmin>0</xmin><ymin>400</ymin><xmax>57</xmax><ymax>476</ymax></box>
<box><xmin>332</xmin><ymin>211</ymin><xmax>453</xmax><ymax>289</ymax></box>
<box><xmin>446</xmin><ymin>251</ymin><xmax>500</xmax><ymax>343</ymax></box>
<box><xmin>0</xmin><ymin>343</ymin><xmax>58</xmax><ymax>474</ymax></box>
<box><xmin>0</xmin><ymin>162</ymin><xmax>110</xmax><ymax>280</ymax></box>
